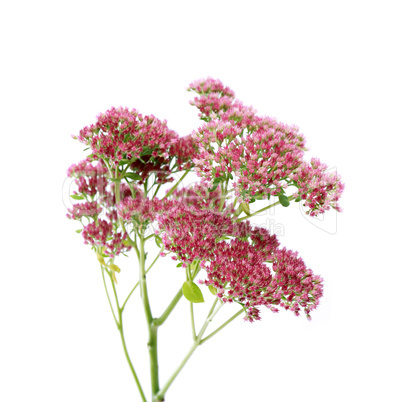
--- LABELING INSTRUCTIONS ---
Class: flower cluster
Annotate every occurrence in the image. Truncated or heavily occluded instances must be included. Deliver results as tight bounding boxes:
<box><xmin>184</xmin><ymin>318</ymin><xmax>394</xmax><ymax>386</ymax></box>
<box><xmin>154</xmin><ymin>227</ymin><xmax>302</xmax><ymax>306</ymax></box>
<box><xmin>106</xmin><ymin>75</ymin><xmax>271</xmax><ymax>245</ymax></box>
<box><xmin>203</xmin><ymin>237</ymin><xmax>274</xmax><ymax>321</ymax></box>
<box><xmin>117</xmin><ymin>196</ymin><xmax>175</xmax><ymax>230</ymax></box>
<box><xmin>205</xmin><ymin>245</ymin><xmax>323</xmax><ymax>322</ymax></box>
<box><xmin>82</xmin><ymin>219</ymin><xmax>131</xmax><ymax>258</ymax></box>
<box><xmin>66</xmin><ymin>159</ymin><xmax>135</xmax><ymax>257</ymax></box>
<box><xmin>157</xmin><ymin>202</ymin><xmax>321</xmax><ymax>321</ymax></box>
<box><xmin>74</xmin><ymin>107</ymin><xmax>179</xmax><ymax>166</ymax></box>
<box><xmin>66</xmin><ymin>201</ymin><xmax>102</xmax><ymax>220</ymax></box>
<box><xmin>189</xmin><ymin>77</ymin><xmax>343</xmax><ymax>213</ymax></box>
<box><xmin>169</xmin><ymin>182</ymin><xmax>235</xmax><ymax>214</ymax></box>
<box><xmin>267</xmin><ymin>248</ymin><xmax>324</xmax><ymax>319</ymax></box>
<box><xmin>67</xmin><ymin>159</ymin><xmax>109</xmax><ymax>198</ymax></box>
<box><xmin>291</xmin><ymin>158</ymin><xmax>345</xmax><ymax>216</ymax></box>
<box><xmin>156</xmin><ymin>203</ymin><xmax>251</xmax><ymax>266</ymax></box>
<box><xmin>67</xmin><ymin>159</ymin><xmax>109</xmax><ymax>178</ymax></box>
<box><xmin>168</xmin><ymin>134</ymin><xmax>199</xmax><ymax>171</ymax></box>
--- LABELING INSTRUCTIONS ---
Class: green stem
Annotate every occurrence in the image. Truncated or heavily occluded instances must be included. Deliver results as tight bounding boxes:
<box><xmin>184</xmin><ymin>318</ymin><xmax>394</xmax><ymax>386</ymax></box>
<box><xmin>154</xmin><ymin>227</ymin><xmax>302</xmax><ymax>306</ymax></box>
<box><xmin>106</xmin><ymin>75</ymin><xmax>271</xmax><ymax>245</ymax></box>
<box><xmin>101</xmin><ymin>265</ymin><xmax>118</xmax><ymax>326</ymax></box>
<box><xmin>114</xmin><ymin>178</ymin><xmax>137</xmax><ymax>249</ymax></box>
<box><xmin>154</xmin><ymin>288</ymin><xmax>183</xmax><ymax>327</ymax></box>
<box><xmin>108</xmin><ymin>270</ymin><xmax>147</xmax><ymax>402</ymax></box>
<box><xmin>235</xmin><ymin>195</ymin><xmax>294</xmax><ymax>222</ymax></box>
<box><xmin>153</xmin><ymin>183</ymin><xmax>161</xmax><ymax>198</ymax></box>
<box><xmin>162</xmin><ymin>170</ymin><xmax>190</xmax><ymax>199</ymax></box>
<box><xmin>199</xmin><ymin>308</ymin><xmax>245</xmax><ymax>345</ymax></box>
<box><xmin>190</xmin><ymin>302</ymin><xmax>196</xmax><ymax>341</ymax></box>
<box><xmin>138</xmin><ymin>233</ymin><xmax>160</xmax><ymax>400</ymax></box>
<box><xmin>121</xmin><ymin>248</ymin><xmax>163</xmax><ymax>312</ymax></box>
<box><xmin>155</xmin><ymin>299</ymin><xmax>222</xmax><ymax>401</ymax></box>
<box><xmin>154</xmin><ymin>262</ymin><xmax>200</xmax><ymax>327</ymax></box>
<box><xmin>218</xmin><ymin>181</ymin><xmax>227</xmax><ymax>212</ymax></box>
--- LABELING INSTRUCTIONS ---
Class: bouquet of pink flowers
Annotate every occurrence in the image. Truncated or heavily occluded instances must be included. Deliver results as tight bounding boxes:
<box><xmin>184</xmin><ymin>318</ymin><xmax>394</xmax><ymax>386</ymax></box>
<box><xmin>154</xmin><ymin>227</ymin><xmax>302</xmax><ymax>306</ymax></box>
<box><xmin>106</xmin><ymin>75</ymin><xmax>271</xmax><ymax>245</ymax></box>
<box><xmin>66</xmin><ymin>77</ymin><xmax>344</xmax><ymax>401</ymax></box>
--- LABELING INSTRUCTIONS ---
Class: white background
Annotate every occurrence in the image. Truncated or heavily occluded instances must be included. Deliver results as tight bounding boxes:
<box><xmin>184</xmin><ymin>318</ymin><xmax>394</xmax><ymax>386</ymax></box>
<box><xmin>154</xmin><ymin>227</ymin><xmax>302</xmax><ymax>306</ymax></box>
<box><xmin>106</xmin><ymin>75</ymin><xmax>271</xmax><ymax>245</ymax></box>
<box><xmin>1</xmin><ymin>1</ymin><xmax>397</xmax><ymax>401</ymax></box>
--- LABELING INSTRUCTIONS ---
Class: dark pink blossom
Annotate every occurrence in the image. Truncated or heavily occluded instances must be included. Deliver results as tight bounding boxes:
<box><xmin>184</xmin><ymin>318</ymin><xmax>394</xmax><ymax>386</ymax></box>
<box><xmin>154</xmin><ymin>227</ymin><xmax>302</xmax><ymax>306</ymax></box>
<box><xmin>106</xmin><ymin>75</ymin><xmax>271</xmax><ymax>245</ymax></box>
<box><xmin>268</xmin><ymin>248</ymin><xmax>324</xmax><ymax>320</ymax></box>
<box><xmin>156</xmin><ymin>203</ymin><xmax>251</xmax><ymax>266</ymax></box>
<box><xmin>168</xmin><ymin>134</ymin><xmax>199</xmax><ymax>171</ymax></box>
<box><xmin>203</xmin><ymin>245</ymin><xmax>323</xmax><ymax>321</ymax></box>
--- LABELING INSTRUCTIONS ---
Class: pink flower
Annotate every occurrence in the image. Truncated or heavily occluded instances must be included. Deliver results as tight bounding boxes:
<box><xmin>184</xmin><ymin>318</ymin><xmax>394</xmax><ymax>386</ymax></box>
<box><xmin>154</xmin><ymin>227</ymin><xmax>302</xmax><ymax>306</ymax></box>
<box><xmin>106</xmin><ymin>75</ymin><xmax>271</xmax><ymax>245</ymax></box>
<box><xmin>117</xmin><ymin>196</ymin><xmax>176</xmax><ymax>229</ymax></box>
<box><xmin>82</xmin><ymin>219</ymin><xmax>131</xmax><ymax>258</ymax></box>
<box><xmin>157</xmin><ymin>202</ymin><xmax>251</xmax><ymax>265</ymax></box>
<box><xmin>268</xmin><ymin>248</ymin><xmax>324</xmax><ymax>320</ymax></box>
<box><xmin>67</xmin><ymin>159</ymin><xmax>109</xmax><ymax>198</ymax></box>
<box><xmin>188</xmin><ymin>77</ymin><xmax>235</xmax><ymax>98</ymax></box>
<box><xmin>156</xmin><ymin>194</ymin><xmax>322</xmax><ymax>321</ymax></box>
<box><xmin>168</xmin><ymin>134</ymin><xmax>199</xmax><ymax>171</ymax></box>
<box><xmin>67</xmin><ymin>159</ymin><xmax>108</xmax><ymax>178</ymax></box>
<box><xmin>292</xmin><ymin>158</ymin><xmax>345</xmax><ymax>216</ymax></box>
<box><xmin>75</xmin><ymin>107</ymin><xmax>179</xmax><ymax>166</ymax></box>
<box><xmin>66</xmin><ymin>159</ymin><xmax>143</xmax><ymax>256</ymax></box>
<box><xmin>189</xmin><ymin>78</ymin><xmax>344</xmax><ymax>213</ymax></box>
<box><xmin>66</xmin><ymin>201</ymin><xmax>102</xmax><ymax>220</ymax></box>
<box><xmin>168</xmin><ymin>182</ymin><xmax>235</xmax><ymax>214</ymax></box>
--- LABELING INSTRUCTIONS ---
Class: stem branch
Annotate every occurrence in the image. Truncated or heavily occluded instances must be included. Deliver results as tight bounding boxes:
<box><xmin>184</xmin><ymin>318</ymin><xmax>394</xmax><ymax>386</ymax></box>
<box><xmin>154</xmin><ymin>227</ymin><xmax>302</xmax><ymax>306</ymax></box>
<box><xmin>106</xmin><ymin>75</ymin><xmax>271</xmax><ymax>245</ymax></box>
<box><xmin>155</xmin><ymin>299</ymin><xmax>221</xmax><ymax>401</ymax></box>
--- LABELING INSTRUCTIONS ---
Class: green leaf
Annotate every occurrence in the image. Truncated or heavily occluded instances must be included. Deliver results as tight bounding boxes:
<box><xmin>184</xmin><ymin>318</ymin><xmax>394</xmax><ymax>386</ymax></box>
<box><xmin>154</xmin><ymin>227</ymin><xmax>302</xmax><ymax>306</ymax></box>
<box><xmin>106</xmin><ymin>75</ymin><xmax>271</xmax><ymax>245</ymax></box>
<box><xmin>240</xmin><ymin>202</ymin><xmax>250</xmax><ymax>215</ymax></box>
<box><xmin>278</xmin><ymin>194</ymin><xmax>290</xmax><ymax>207</ymax></box>
<box><xmin>125</xmin><ymin>172</ymin><xmax>142</xmax><ymax>181</ymax></box>
<box><xmin>108</xmin><ymin>177</ymin><xmax>121</xmax><ymax>183</ymax></box>
<box><xmin>176</xmin><ymin>262</ymin><xmax>183</xmax><ymax>267</ymax></box>
<box><xmin>208</xmin><ymin>284</ymin><xmax>218</xmax><ymax>296</ymax></box>
<box><xmin>75</xmin><ymin>229</ymin><xmax>83</xmax><ymax>233</ymax></box>
<box><xmin>228</xmin><ymin>172</ymin><xmax>233</xmax><ymax>180</ymax></box>
<box><xmin>109</xmin><ymin>263</ymin><xmax>121</xmax><ymax>273</ymax></box>
<box><xmin>71</xmin><ymin>194</ymin><xmax>85</xmax><ymax>200</ymax></box>
<box><xmin>209</xmin><ymin>178</ymin><xmax>221</xmax><ymax>192</ymax></box>
<box><xmin>118</xmin><ymin>159</ymin><xmax>131</xmax><ymax>167</ymax></box>
<box><xmin>140</xmin><ymin>148</ymin><xmax>153</xmax><ymax>156</ymax></box>
<box><xmin>96</xmin><ymin>252</ymin><xmax>106</xmax><ymax>265</ymax></box>
<box><xmin>155</xmin><ymin>235</ymin><xmax>163</xmax><ymax>248</ymax></box>
<box><xmin>182</xmin><ymin>281</ymin><xmax>204</xmax><ymax>303</ymax></box>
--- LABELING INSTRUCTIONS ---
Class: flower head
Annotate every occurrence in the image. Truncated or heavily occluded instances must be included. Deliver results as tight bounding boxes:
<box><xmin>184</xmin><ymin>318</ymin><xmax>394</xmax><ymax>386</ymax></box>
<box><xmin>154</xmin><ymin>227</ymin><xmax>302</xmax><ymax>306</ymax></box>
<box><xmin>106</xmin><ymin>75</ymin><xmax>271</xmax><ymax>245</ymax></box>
<box><xmin>169</xmin><ymin>182</ymin><xmax>235</xmax><ymax>214</ymax></box>
<box><xmin>117</xmin><ymin>196</ymin><xmax>175</xmax><ymax>230</ymax></box>
<box><xmin>82</xmin><ymin>219</ymin><xmax>131</xmax><ymax>258</ymax></box>
<box><xmin>156</xmin><ymin>202</ymin><xmax>250</xmax><ymax>265</ymax></box>
<box><xmin>74</xmin><ymin>107</ymin><xmax>179</xmax><ymax>166</ymax></box>
<box><xmin>291</xmin><ymin>158</ymin><xmax>345</xmax><ymax>216</ymax></box>
<box><xmin>189</xmin><ymin>78</ymin><xmax>343</xmax><ymax>214</ymax></box>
